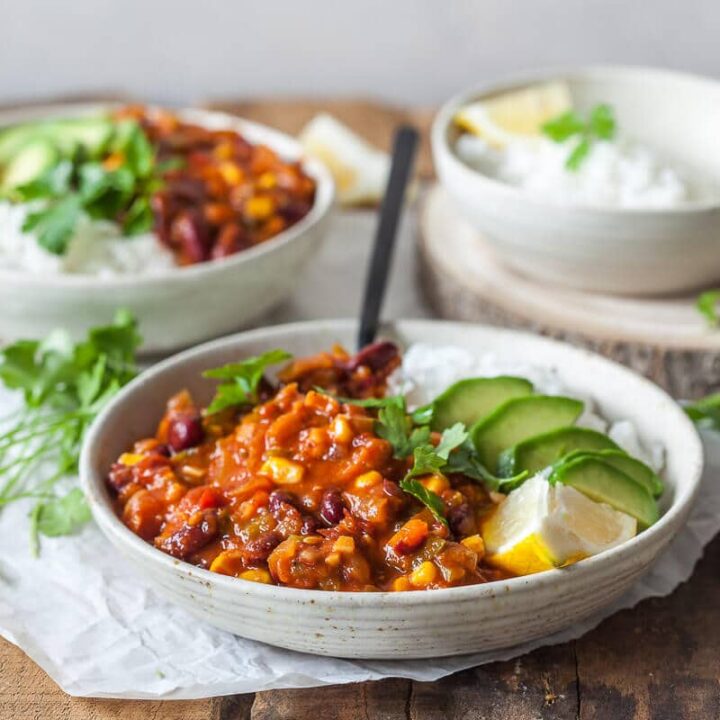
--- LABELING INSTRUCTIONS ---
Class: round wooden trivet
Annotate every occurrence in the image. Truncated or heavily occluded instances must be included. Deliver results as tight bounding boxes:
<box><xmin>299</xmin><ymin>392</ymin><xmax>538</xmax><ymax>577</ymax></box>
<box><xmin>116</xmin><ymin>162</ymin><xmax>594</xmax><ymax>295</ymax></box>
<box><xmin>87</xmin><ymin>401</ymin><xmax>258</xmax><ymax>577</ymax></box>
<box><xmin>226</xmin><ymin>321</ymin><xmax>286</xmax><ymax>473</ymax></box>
<box><xmin>418</xmin><ymin>185</ymin><xmax>720</xmax><ymax>399</ymax></box>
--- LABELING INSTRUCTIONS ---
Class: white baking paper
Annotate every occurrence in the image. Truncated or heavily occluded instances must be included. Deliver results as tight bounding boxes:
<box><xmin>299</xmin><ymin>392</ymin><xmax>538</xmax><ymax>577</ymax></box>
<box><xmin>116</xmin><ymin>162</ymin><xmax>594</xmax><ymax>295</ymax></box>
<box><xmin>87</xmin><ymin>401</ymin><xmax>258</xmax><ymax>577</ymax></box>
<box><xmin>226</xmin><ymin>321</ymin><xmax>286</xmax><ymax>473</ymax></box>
<box><xmin>0</xmin><ymin>378</ymin><xmax>718</xmax><ymax>699</ymax></box>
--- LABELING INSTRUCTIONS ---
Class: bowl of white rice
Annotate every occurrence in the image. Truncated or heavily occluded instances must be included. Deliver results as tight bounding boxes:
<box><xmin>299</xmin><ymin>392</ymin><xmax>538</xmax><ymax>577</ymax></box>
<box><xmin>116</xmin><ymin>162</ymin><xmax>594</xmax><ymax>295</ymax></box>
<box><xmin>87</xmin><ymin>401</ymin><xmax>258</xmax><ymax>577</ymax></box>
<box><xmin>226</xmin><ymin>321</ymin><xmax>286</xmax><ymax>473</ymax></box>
<box><xmin>0</xmin><ymin>103</ymin><xmax>334</xmax><ymax>353</ymax></box>
<box><xmin>432</xmin><ymin>66</ymin><xmax>720</xmax><ymax>296</ymax></box>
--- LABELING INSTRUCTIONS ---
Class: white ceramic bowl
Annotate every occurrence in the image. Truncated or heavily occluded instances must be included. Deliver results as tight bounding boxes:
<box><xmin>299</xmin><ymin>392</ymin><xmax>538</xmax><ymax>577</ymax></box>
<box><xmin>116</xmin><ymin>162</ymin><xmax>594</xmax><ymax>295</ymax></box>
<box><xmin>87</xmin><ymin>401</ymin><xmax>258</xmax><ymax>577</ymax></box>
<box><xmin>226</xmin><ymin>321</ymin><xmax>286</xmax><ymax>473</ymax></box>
<box><xmin>0</xmin><ymin>104</ymin><xmax>334</xmax><ymax>353</ymax></box>
<box><xmin>80</xmin><ymin>319</ymin><xmax>703</xmax><ymax>659</ymax></box>
<box><xmin>432</xmin><ymin>66</ymin><xmax>720</xmax><ymax>296</ymax></box>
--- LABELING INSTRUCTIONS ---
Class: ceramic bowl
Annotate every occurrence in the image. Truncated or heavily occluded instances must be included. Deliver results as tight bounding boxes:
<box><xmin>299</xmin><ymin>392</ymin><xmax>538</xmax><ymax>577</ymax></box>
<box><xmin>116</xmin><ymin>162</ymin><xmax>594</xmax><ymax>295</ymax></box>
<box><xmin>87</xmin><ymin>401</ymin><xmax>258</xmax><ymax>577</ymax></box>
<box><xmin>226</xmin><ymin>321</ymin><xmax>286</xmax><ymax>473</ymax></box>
<box><xmin>0</xmin><ymin>104</ymin><xmax>334</xmax><ymax>353</ymax></box>
<box><xmin>80</xmin><ymin>319</ymin><xmax>703</xmax><ymax>659</ymax></box>
<box><xmin>432</xmin><ymin>66</ymin><xmax>720</xmax><ymax>296</ymax></box>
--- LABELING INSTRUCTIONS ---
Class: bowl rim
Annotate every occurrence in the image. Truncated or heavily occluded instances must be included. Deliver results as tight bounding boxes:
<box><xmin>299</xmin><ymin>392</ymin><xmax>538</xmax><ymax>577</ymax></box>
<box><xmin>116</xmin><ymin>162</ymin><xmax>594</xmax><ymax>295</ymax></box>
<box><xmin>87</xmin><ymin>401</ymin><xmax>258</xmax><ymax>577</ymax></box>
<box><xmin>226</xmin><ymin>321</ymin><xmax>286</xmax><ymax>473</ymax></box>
<box><xmin>80</xmin><ymin>318</ymin><xmax>705</xmax><ymax>607</ymax></box>
<box><xmin>432</xmin><ymin>64</ymin><xmax>720</xmax><ymax>215</ymax></box>
<box><xmin>0</xmin><ymin>103</ymin><xmax>335</xmax><ymax>288</ymax></box>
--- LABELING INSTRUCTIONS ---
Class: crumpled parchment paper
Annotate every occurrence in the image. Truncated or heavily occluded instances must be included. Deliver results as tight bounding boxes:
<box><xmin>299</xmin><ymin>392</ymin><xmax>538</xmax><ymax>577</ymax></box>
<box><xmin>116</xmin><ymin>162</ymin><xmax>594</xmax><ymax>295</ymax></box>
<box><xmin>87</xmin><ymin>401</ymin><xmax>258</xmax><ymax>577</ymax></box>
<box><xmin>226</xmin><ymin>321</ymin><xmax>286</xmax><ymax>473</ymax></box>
<box><xmin>0</xmin><ymin>382</ymin><xmax>717</xmax><ymax>700</ymax></box>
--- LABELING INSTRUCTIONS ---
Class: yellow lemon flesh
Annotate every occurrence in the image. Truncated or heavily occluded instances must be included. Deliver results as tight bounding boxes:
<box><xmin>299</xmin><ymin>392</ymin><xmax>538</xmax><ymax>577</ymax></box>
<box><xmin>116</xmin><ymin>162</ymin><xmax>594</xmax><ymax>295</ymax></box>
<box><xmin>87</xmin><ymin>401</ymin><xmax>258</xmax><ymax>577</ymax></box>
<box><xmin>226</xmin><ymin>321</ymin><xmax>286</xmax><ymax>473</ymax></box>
<box><xmin>454</xmin><ymin>81</ymin><xmax>572</xmax><ymax>149</ymax></box>
<box><xmin>481</xmin><ymin>473</ymin><xmax>637</xmax><ymax>576</ymax></box>
<box><xmin>298</xmin><ymin>113</ymin><xmax>389</xmax><ymax>206</ymax></box>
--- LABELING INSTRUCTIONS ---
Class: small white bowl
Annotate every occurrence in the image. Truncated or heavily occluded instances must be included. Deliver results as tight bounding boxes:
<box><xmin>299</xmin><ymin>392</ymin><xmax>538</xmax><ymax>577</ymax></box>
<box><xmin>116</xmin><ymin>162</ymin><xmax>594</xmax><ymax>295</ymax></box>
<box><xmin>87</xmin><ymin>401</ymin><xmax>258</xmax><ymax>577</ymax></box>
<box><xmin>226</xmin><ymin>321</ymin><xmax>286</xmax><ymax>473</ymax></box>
<box><xmin>80</xmin><ymin>319</ymin><xmax>703</xmax><ymax>659</ymax></box>
<box><xmin>0</xmin><ymin>104</ymin><xmax>334</xmax><ymax>353</ymax></box>
<box><xmin>432</xmin><ymin>66</ymin><xmax>720</xmax><ymax>296</ymax></box>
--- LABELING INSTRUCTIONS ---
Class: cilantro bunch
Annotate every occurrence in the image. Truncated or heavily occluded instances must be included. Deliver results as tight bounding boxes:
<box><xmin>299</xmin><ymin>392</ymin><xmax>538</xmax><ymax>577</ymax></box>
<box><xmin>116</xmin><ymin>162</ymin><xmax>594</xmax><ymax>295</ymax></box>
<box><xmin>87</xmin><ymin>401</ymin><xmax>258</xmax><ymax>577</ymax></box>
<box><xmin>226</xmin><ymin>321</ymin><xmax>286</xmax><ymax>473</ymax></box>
<box><xmin>0</xmin><ymin>310</ymin><xmax>141</xmax><ymax>552</ymax></box>
<box><xmin>541</xmin><ymin>103</ymin><xmax>616</xmax><ymax>171</ymax></box>
<box><xmin>15</xmin><ymin>121</ymin><xmax>162</xmax><ymax>255</ymax></box>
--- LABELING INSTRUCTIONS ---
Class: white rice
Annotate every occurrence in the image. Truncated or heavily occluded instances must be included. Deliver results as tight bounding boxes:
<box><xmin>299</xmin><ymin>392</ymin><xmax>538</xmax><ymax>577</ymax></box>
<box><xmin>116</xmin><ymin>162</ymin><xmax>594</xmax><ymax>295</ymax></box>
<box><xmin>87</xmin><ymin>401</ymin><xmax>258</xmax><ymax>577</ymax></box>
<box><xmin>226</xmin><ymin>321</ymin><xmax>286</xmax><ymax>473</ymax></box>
<box><xmin>0</xmin><ymin>201</ymin><xmax>176</xmax><ymax>277</ymax></box>
<box><xmin>456</xmin><ymin>133</ymin><xmax>713</xmax><ymax>208</ymax></box>
<box><xmin>388</xmin><ymin>343</ymin><xmax>664</xmax><ymax>472</ymax></box>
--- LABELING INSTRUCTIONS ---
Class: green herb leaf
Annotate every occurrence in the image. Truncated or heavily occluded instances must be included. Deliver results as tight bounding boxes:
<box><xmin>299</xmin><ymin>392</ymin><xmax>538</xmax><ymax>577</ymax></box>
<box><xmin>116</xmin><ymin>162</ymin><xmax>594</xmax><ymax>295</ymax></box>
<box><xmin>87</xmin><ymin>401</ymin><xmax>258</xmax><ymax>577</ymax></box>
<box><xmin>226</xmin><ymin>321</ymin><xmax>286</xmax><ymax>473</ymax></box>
<box><xmin>15</xmin><ymin>160</ymin><xmax>74</xmax><ymax>201</ymax></box>
<box><xmin>435</xmin><ymin>422</ymin><xmax>468</xmax><ymax>459</ymax></box>
<box><xmin>203</xmin><ymin>349</ymin><xmax>292</xmax><ymax>414</ymax></box>
<box><xmin>541</xmin><ymin>111</ymin><xmax>585</xmax><ymax>142</ymax></box>
<box><xmin>35</xmin><ymin>488</ymin><xmax>92</xmax><ymax>537</ymax></box>
<box><xmin>399</xmin><ymin>477</ymin><xmax>447</xmax><ymax>526</ymax></box>
<box><xmin>588</xmin><ymin>104</ymin><xmax>616</xmax><ymax>140</ymax></box>
<box><xmin>696</xmin><ymin>290</ymin><xmax>720</xmax><ymax>327</ymax></box>
<box><xmin>23</xmin><ymin>195</ymin><xmax>83</xmax><ymax>255</ymax></box>
<box><xmin>122</xmin><ymin>196</ymin><xmax>154</xmax><ymax>235</ymax></box>
<box><xmin>685</xmin><ymin>393</ymin><xmax>720</xmax><ymax>430</ymax></box>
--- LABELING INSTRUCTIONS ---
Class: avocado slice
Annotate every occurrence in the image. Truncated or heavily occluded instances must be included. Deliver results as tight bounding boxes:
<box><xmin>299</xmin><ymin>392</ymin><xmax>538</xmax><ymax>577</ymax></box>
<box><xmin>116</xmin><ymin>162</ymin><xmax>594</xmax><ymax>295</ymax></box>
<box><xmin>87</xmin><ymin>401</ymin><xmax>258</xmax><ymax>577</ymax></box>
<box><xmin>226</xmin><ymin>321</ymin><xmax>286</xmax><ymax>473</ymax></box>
<box><xmin>0</xmin><ymin>124</ymin><xmax>41</xmax><ymax>164</ymax></box>
<box><xmin>497</xmin><ymin>426</ymin><xmax>620</xmax><ymax>477</ymax></box>
<box><xmin>425</xmin><ymin>376</ymin><xmax>533</xmax><ymax>431</ymax></box>
<box><xmin>551</xmin><ymin>455</ymin><xmax>658</xmax><ymax>528</ymax></box>
<box><xmin>562</xmin><ymin>449</ymin><xmax>663</xmax><ymax>499</ymax></box>
<box><xmin>1</xmin><ymin>139</ymin><xmax>58</xmax><ymax>190</ymax></box>
<box><xmin>471</xmin><ymin>395</ymin><xmax>584</xmax><ymax>472</ymax></box>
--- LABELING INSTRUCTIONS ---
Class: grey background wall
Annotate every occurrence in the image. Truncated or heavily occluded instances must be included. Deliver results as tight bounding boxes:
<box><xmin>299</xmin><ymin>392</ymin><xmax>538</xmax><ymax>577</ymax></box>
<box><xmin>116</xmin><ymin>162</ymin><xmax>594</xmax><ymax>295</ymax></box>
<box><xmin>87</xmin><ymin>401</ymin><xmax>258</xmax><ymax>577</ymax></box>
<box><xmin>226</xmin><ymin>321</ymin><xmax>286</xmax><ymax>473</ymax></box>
<box><xmin>1</xmin><ymin>0</ymin><xmax>717</xmax><ymax>106</ymax></box>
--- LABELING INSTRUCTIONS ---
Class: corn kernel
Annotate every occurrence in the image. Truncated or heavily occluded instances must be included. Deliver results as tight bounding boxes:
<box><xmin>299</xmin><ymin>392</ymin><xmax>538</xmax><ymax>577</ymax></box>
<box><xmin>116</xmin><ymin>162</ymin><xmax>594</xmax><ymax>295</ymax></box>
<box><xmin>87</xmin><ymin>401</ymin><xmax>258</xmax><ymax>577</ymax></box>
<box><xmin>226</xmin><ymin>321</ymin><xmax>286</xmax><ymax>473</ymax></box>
<box><xmin>209</xmin><ymin>550</ymin><xmax>243</xmax><ymax>575</ymax></box>
<box><xmin>355</xmin><ymin>470</ymin><xmax>382</xmax><ymax>489</ymax></box>
<box><xmin>119</xmin><ymin>453</ymin><xmax>144</xmax><ymax>466</ymax></box>
<box><xmin>422</xmin><ymin>474</ymin><xmax>450</xmax><ymax>495</ymax></box>
<box><xmin>239</xmin><ymin>568</ymin><xmax>272</xmax><ymax>584</ymax></box>
<box><xmin>256</xmin><ymin>172</ymin><xmax>277</xmax><ymax>190</ymax></box>
<box><xmin>260</xmin><ymin>456</ymin><xmax>305</xmax><ymax>485</ymax></box>
<box><xmin>461</xmin><ymin>534</ymin><xmax>485</xmax><ymax>557</ymax></box>
<box><xmin>325</xmin><ymin>552</ymin><xmax>342</xmax><ymax>567</ymax></box>
<box><xmin>409</xmin><ymin>561</ymin><xmax>438</xmax><ymax>587</ymax></box>
<box><xmin>244</xmin><ymin>196</ymin><xmax>274</xmax><ymax>221</ymax></box>
<box><xmin>302</xmin><ymin>536</ymin><xmax>323</xmax><ymax>545</ymax></box>
<box><xmin>392</xmin><ymin>576</ymin><xmax>411</xmax><ymax>592</ymax></box>
<box><xmin>218</xmin><ymin>161</ymin><xmax>243</xmax><ymax>185</ymax></box>
<box><xmin>332</xmin><ymin>536</ymin><xmax>356</xmax><ymax>555</ymax></box>
<box><xmin>331</xmin><ymin>415</ymin><xmax>353</xmax><ymax>443</ymax></box>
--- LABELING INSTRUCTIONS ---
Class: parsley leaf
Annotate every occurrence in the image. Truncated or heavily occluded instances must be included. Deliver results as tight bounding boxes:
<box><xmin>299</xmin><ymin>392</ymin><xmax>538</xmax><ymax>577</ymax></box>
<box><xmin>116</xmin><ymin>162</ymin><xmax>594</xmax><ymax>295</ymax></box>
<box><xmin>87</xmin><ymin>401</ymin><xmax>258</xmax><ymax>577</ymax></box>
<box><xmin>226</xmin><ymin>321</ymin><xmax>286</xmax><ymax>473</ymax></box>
<box><xmin>542</xmin><ymin>103</ymin><xmax>617</xmax><ymax>172</ymax></box>
<box><xmin>685</xmin><ymin>393</ymin><xmax>720</xmax><ymax>430</ymax></box>
<box><xmin>203</xmin><ymin>349</ymin><xmax>292</xmax><ymax>414</ymax></box>
<box><xmin>696</xmin><ymin>290</ymin><xmax>720</xmax><ymax>327</ymax></box>
<box><xmin>399</xmin><ymin>477</ymin><xmax>448</xmax><ymax>526</ymax></box>
<box><xmin>23</xmin><ymin>195</ymin><xmax>83</xmax><ymax>255</ymax></box>
<box><xmin>35</xmin><ymin>488</ymin><xmax>92</xmax><ymax>537</ymax></box>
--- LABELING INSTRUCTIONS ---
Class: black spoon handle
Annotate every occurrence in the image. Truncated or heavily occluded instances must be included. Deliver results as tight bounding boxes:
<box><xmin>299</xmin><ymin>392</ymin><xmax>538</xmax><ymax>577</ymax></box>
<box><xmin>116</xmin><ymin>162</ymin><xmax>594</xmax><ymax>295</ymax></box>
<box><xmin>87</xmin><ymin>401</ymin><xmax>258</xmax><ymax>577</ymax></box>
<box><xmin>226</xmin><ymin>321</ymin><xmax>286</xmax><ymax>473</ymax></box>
<box><xmin>357</xmin><ymin>125</ymin><xmax>419</xmax><ymax>350</ymax></box>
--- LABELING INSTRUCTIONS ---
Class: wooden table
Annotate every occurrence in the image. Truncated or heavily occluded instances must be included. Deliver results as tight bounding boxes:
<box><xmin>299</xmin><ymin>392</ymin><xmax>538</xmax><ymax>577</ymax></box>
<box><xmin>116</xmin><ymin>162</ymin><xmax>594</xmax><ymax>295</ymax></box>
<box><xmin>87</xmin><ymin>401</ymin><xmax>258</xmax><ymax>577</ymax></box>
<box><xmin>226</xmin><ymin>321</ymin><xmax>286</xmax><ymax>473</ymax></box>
<box><xmin>2</xmin><ymin>99</ymin><xmax>719</xmax><ymax>720</ymax></box>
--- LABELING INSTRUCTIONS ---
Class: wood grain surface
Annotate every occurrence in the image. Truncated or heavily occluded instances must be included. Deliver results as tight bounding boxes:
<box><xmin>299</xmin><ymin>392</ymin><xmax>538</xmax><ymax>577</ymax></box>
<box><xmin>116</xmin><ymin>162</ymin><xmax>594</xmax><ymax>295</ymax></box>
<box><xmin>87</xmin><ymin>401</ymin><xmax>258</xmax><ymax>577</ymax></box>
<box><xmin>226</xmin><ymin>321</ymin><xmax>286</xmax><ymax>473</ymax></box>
<box><xmin>1</xmin><ymin>98</ymin><xmax>719</xmax><ymax>720</ymax></box>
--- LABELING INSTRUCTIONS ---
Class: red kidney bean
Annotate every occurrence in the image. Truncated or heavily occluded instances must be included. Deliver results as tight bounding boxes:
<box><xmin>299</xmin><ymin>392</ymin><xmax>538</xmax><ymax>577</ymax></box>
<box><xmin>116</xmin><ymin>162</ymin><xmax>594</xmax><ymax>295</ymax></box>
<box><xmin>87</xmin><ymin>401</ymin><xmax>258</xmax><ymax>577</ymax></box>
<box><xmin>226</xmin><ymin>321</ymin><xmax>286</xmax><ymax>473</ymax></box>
<box><xmin>347</xmin><ymin>341</ymin><xmax>399</xmax><ymax>372</ymax></box>
<box><xmin>156</xmin><ymin>510</ymin><xmax>218</xmax><ymax>559</ymax></box>
<box><xmin>170</xmin><ymin>210</ymin><xmax>210</xmax><ymax>263</ymax></box>
<box><xmin>168</xmin><ymin>415</ymin><xmax>204</xmax><ymax>452</ymax></box>
<box><xmin>242</xmin><ymin>531</ymin><xmax>280</xmax><ymax>564</ymax></box>
<box><xmin>268</xmin><ymin>490</ymin><xmax>294</xmax><ymax>517</ymax></box>
<box><xmin>382</xmin><ymin>479</ymin><xmax>404</xmax><ymax>499</ymax></box>
<box><xmin>319</xmin><ymin>490</ymin><xmax>344</xmax><ymax>526</ymax></box>
<box><xmin>211</xmin><ymin>223</ymin><xmax>247</xmax><ymax>260</ymax></box>
<box><xmin>107</xmin><ymin>462</ymin><xmax>134</xmax><ymax>492</ymax></box>
<box><xmin>448</xmin><ymin>503</ymin><xmax>475</xmax><ymax>537</ymax></box>
<box><xmin>167</xmin><ymin>177</ymin><xmax>207</xmax><ymax>203</ymax></box>
<box><xmin>300</xmin><ymin>515</ymin><xmax>320</xmax><ymax>535</ymax></box>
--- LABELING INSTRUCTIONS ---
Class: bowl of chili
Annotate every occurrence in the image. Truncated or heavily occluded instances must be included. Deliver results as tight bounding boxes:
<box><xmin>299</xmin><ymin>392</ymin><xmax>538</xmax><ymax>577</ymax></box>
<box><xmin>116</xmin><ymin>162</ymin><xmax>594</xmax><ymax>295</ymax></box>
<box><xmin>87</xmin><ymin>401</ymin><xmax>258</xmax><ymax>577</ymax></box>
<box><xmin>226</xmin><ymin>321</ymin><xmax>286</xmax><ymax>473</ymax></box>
<box><xmin>80</xmin><ymin>319</ymin><xmax>702</xmax><ymax>658</ymax></box>
<box><xmin>0</xmin><ymin>104</ymin><xmax>334</xmax><ymax>352</ymax></box>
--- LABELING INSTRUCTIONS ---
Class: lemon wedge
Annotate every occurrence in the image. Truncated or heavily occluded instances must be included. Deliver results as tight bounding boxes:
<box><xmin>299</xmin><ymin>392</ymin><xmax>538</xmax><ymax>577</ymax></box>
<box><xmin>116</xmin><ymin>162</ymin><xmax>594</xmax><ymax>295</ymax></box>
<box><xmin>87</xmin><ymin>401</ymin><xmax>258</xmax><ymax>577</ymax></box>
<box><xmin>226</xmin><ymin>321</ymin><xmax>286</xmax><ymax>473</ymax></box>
<box><xmin>454</xmin><ymin>81</ymin><xmax>572</xmax><ymax>149</ymax></box>
<box><xmin>299</xmin><ymin>113</ymin><xmax>389</xmax><ymax>206</ymax></box>
<box><xmin>481</xmin><ymin>473</ymin><xmax>636</xmax><ymax>576</ymax></box>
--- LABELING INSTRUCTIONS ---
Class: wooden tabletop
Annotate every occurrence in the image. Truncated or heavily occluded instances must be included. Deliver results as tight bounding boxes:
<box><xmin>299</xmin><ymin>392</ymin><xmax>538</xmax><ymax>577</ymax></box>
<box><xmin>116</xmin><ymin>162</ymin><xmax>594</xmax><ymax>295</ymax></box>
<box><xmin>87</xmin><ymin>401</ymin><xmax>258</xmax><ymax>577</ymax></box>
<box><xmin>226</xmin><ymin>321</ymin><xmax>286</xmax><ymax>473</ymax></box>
<box><xmin>1</xmin><ymin>98</ymin><xmax>719</xmax><ymax>720</ymax></box>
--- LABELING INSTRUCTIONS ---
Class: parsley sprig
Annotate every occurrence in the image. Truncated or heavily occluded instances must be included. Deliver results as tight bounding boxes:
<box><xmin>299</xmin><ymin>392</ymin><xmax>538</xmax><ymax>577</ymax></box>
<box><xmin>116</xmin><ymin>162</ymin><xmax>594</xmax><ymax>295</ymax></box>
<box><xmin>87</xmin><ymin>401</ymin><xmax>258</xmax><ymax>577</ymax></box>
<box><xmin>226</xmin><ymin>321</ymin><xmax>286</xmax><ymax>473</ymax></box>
<box><xmin>542</xmin><ymin>103</ymin><xmax>616</xmax><ymax>171</ymax></box>
<box><xmin>0</xmin><ymin>310</ymin><xmax>141</xmax><ymax>553</ymax></box>
<box><xmin>15</xmin><ymin>120</ymin><xmax>163</xmax><ymax>255</ymax></box>
<box><xmin>203</xmin><ymin>349</ymin><xmax>293</xmax><ymax>415</ymax></box>
<box><xmin>685</xmin><ymin>393</ymin><xmax>720</xmax><ymax>430</ymax></box>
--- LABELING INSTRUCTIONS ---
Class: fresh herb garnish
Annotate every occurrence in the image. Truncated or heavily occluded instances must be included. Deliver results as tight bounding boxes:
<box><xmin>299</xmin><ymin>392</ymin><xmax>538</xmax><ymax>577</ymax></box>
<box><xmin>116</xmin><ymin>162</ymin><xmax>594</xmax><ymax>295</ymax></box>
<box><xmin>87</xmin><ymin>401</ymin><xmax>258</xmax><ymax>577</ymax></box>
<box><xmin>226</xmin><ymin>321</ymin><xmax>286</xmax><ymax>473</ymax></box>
<box><xmin>203</xmin><ymin>349</ymin><xmax>293</xmax><ymax>415</ymax></box>
<box><xmin>542</xmin><ymin>103</ymin><xmax>616</xmax><ymax>171</ymax></box>
<box><xmin>685</xmin><ymin>393</ymin><xmax>720</xmax><ymax>430</ymax></box>
<box><xmin>398</xmin><ymin>478</ymin><xmax>448</xmax><ymax>526</ymax></box>
<box><xmin>696</xmin><ymin>290</ymin><xmax>720</xmax><ymax>328</ymax></box>
<box><xmin>15</xmin><ymin>120</ymin><xmax>162</xmax><ymax>255</ymax></box>
<box><xmin>0</xmin><ymin>310</ymin><xmax>141</xmax><ymax>553</ymax></box>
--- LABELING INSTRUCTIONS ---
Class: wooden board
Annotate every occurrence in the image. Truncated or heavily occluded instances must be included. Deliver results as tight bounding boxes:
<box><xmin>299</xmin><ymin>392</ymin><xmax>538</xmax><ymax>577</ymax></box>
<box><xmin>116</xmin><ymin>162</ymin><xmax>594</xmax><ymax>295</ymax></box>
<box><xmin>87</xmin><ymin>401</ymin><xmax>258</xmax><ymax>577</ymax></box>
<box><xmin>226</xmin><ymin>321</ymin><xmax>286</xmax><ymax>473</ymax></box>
<box><xmin>419</xmin><ymin>185</ymin><xmax>720</xmax><ymax>399</ymax></box>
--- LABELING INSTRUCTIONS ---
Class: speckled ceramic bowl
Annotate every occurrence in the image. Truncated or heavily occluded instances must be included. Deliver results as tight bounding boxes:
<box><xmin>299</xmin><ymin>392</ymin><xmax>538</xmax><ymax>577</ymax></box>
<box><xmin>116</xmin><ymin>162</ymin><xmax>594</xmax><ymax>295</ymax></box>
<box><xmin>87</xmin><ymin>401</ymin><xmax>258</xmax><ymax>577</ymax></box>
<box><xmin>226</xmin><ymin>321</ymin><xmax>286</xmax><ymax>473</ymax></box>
<box><xmin>80</xmin><ymin>320</ymin><xmax>703</xmax><ymax>659</ymax></box>
<box><xmin>0</xmin><ymin>104</ymin><xmax>334</xmax><ymax>353</ymax></box>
